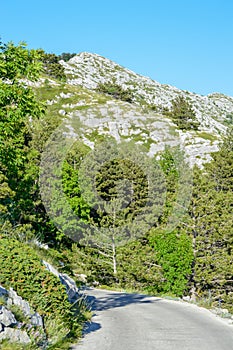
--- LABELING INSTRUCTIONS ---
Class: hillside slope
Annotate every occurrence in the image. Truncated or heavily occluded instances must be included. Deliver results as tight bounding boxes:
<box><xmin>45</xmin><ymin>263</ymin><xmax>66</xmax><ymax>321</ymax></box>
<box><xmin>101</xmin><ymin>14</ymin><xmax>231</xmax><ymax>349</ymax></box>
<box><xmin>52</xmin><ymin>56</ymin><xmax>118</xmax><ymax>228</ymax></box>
<box><xmin>60</xmin><ymin>52</ymin><xmax>233</xmax><ymax>132</ymax></box>
<box><xmin>34</xmin><ymin>53</ymin><xmax>233</xmax><ymax>167</ymax></box>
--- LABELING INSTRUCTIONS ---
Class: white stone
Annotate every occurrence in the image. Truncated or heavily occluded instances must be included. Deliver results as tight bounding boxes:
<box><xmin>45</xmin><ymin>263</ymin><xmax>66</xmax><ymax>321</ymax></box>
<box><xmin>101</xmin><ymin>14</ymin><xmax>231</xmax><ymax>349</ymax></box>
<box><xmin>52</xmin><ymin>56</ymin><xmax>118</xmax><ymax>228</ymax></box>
<box><xmin>8</xmin><ymin>288</ymin><xmax>31</xmax><ymax>316</ymax></box>
<box><xmin>0</xmin><ymin>328</ymin><xmax>30</xmax><ymax>344</ymax></box>
<box><xmin>0</xmin><ymin>306</ymin><xmax>17</xmax><ymax>327</ymax></box>
<box><xmin>43</xmin><ymin>261</ymin><xmax>80</xmax><ymax>303</ymax></box>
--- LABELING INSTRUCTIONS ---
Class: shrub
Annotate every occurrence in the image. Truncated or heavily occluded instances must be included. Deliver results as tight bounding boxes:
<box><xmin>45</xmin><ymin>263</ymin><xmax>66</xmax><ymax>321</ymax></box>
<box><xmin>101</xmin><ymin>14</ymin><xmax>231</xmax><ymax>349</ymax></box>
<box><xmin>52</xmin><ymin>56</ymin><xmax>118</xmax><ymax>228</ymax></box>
<box><xmin>37</xmin><ymin>50</ymin><xmax>66</xmax><ymax>80</ymax></box>
<box><xmin>96</xmin><ymin>82</ymin><xmax>134</xmax><ymax>103</ymax></box>
<box><xmin>0</xmin><ymin>238</ymin><xmax>85</xmax><ymax>344</ymax></box>
<box><xmin>149</xmin><ymin>230</ymin><xmax>193</xmax><ymax>296</ymax></box>
<box><xmin>58</xmin><ymin>53</ymin><xmax>76</xmax><ymax>62</ymax></box>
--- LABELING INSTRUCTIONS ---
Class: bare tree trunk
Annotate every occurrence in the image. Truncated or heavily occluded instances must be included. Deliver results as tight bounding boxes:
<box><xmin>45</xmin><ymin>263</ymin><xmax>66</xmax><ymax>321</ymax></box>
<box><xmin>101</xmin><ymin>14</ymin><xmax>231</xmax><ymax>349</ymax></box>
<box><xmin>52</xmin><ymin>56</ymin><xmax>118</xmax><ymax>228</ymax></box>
<box><xmin>112</xmin><ymin>208</ymin><xmax>117</xmax><ymax>275</ymax></box>
<box><xmin>112</xmin><ymin>241</ymin><xmax>117</xmax><ymax>275</ymax></box>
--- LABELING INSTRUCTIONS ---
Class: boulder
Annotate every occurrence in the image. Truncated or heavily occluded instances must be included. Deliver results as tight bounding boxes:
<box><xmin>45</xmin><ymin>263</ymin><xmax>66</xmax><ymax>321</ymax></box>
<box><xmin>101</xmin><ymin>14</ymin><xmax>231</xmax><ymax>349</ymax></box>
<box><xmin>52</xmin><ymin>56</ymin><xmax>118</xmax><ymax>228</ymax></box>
<box><xmin>0</xmin><ymin>327</ymin><xmax>30</xmax><ymax>344</ymax></box>
<box><xmin>31</xmin><ymin>312</ymin><xmax>43</xmax><ymax>327</ymax></box>
<box><xmin>0</xmin><ymin>306</ymin><xmax>17</xmax><ymax>327</ymax></box>
<box><xmin>7</xmin><ymin>288</ymin><xmax>31</xmax><ymax>317</ymax></box>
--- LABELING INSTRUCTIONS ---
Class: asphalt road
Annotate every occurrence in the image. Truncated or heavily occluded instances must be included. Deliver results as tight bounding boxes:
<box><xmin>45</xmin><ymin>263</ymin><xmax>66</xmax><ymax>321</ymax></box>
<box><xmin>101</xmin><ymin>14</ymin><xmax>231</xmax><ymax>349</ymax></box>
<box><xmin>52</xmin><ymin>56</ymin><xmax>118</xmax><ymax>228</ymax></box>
<box><xmin>72</xmin><ymin>288</ymin><xmax>233</xmax><ymax>350</ymax></box>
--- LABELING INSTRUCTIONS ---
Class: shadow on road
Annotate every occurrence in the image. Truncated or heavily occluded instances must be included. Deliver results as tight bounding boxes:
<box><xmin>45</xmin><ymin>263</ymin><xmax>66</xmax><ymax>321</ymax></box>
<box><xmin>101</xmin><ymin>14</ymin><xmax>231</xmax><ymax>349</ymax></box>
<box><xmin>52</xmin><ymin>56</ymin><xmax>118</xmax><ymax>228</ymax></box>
<box><xmin>73</xmin><ymin>289</ymin><xmax>162</xmax><ymax>346</ymax></box>
<box><xmin>84</xmin><ymin>290</ymin><xmax>161</xmax><ymax>312</ymax></box>
<box><xmin>82</xmin><ymin>320</ymin><xmax>101</xmax><ymax>335</ymax></box>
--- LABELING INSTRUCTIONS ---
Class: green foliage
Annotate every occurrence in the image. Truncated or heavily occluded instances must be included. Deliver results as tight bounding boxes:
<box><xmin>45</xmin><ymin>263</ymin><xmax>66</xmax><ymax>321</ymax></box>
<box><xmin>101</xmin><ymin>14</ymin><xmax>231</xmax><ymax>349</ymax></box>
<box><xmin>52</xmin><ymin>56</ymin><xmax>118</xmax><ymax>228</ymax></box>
<box><xmin>9</xmin><ymin>304</ymin><xmax>27</xmax><ymax>322</ymax></box>
<box><xmin>37</xmin><ymin>50</ymin><xmax>66</xmax><ymax>80</ymax></box>
<box><xmin>96</xmin><ymin>81</ymin><xmax>134</xmax><ymax>103</ymax></box>
<box><xmin>224</xmin><ymin>113</ymin><xmax>233</xmax><ymax>126</ymax></box>
<box><xmin>117</xmin><ymin>237</ymin><xmax>162</xmax><ymax>292</ymax></box>
<box><xmin>75</xmin><ymin>140</ymin><xmax>165</xmax><ymax>275</ymax></box>
<box><xmin>68</xmin><ymin>238</ymin><xmax>161</xmax><ymax>291</ymax></box>
<box><xmin>62</xmin><ymin>144</ymin><xmax>194</xmax><ymax>297</ymax></box>
<box><xmin>0</xmin><ymin>39</ymin><xmax>86</xmax><ymax>348</ymax></box>
<box><xmin>159</xmin><ymin>146</ymin><xmax>192</xmax><ymax>230</ymax></box>
<box><xmin>149</xmin><ymin>230</ymin><xmax>193</xmax><ymax>296</ymax></box>
<box><xmin>0</xmin><ymin>340</ymin><xmax>37</xmax><ymax>350</ymax></box>
<box><xmin>0</xmin><ymin>238</ymin><xmax>86</xmax><ymax>344</ymax></box>
<box><xmin>0</xmin><ymin>41</ymin><xmax>45</xmax><ymax>233</ymax></box>
<box><xmin>68</xmin><ymin>243</ymin><xmax>117</xmax><ymax>285</ymax></box>
<box><xmin>62</xmin><ymin>141</ymin><xmax>91</xmax><ymax>223</ymax></box>
<box><xmin>185</xmin><ymin>132</ymin><xmax>233</xmax><ymax>311</ymax></box>
<box><xmin>0</xmin><ymin>238</ymin><xmax>71</xmax><ymax>319</ymax></box>
<box><xmin>0</xmin><ymin>171</ymin><xmax>15</xmax><ymax>219</ymax></box>
<box><xmin>59</xmin><ymin>52</ymin><xmax>76</xmax><ymax>62</ymax></box>
<box><xmin>0</xmin><ymin>82</ymin><xmax>42</xmax><ymax>174</ymax></box>
<box><xmin>165</xmin><ymin>96</ymin><xmax>200</xmax><ymax>130</ymax></box>
<box><xmin>208</xmin><ymin>126</ymin><xmax>233</xmax><ymax>191</ymax></box>
<box><xmin>0</xmin><ymin>41</ymin><xmax>42</xmax><ymax>81</ymax></box>
<box><xmin>0</xmin><ymin>42</ymin><xmax>43</xmax><ymax>174</ymax></box>
<box><xmin>93</xmin><ymin>157</ymin><xmax>150</xmax><ymax>224</ymax></box>
<box><xmin>1</xmin><ymin>38</ymin><xmax>232</xmax><ymax>326</ymax></box>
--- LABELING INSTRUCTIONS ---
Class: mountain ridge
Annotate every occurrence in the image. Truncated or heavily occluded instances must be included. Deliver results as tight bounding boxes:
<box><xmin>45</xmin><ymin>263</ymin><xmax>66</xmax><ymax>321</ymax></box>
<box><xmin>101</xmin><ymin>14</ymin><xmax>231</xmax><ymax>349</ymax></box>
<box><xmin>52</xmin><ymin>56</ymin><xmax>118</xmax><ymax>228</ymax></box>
<box><xmin>60</xmin><ymin>52</ymin><xmax>233</xmax><ymax>134</ymax></box>
<box><xmin>31</xmin><ymin>51</ymin><xmax>233</xmax><ymax>167</ymax></box>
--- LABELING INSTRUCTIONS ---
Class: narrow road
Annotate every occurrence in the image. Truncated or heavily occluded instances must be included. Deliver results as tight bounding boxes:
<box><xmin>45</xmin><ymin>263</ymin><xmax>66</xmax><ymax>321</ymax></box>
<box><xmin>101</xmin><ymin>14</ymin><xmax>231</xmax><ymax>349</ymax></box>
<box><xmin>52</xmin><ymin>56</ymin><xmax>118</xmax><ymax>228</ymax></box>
<box><xmin>72</xmin><ymin>288</ymin><xmax>233</xmax><ymax>350</ymax></box>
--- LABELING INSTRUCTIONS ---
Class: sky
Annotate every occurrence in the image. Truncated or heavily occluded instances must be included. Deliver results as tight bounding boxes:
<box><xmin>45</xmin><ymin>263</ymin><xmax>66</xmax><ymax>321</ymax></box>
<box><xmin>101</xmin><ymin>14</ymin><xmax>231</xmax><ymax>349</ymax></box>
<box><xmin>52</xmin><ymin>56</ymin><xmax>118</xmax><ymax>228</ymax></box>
<box><xmin>1</xmin><ymin>0</ymin><xmax>233</xmax><ymax>96</ymax></box>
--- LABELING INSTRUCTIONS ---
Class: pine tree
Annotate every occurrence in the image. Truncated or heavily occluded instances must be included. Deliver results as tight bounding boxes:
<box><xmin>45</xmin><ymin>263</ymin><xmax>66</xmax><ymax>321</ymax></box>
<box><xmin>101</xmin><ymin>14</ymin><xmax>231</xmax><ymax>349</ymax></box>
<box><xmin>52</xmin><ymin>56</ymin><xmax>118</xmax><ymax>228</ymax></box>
<box><xmin>187</xmin><ymin>131</ymin><xmax>233</xmax><ymax>310</ymax></box>
<box><xmin>76</xmin><ymin>140</ymin><xmax>166</xmax><ymax>276</ymax></box>
<box><xmin>166</xmin><ymin>96</ymin><xmax>200</xmax><ymax>130</ymax></box>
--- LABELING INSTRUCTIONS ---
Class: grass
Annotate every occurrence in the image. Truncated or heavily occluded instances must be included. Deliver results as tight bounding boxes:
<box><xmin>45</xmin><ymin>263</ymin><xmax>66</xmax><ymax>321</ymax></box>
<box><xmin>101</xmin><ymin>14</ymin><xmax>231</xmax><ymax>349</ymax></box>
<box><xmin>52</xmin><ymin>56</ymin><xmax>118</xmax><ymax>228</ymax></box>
<box><xmin>197</xmin><ymin>132</ymin><xmax>218</xmax><ymax>142</ymax></box>
<box><xmin>0</xmin><ymin>341</ymin><xmax>37</xmax><ymax>350</ymax></box>
<box><xmin>0</xmin><ymin>296</ymin><xmax>6</xmax><ymax>306</ymax></box>
<box><xmin>144</xmin><ymin>137</ymin><xmax>155</xmax><ymax>150</ymax></box>
<box><xmin>8</xmin><ymin>304</ymin><xmax>27</xmax><ymax>323</ymax></box>
<box><xmin>31</xmin><ymin>244</ymin><xmax>74</xmax><ymax>276</ymax></box>
<box><xmin>34</xmin><ymin>80</ymin><xmax>111</xmax><ymax>131</ymax></box>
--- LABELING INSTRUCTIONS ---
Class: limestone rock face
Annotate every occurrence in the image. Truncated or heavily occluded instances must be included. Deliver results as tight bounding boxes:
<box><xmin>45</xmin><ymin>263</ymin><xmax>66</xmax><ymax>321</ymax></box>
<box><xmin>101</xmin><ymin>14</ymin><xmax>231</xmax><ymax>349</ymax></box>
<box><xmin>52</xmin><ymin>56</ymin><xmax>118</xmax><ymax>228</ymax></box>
<box><xmin>56</xmin><ymin>53</ymin><xmax>233</xmax><ymax>167</ymax></box>
<box><xmin>60</xmin><ymin>52</ymin><xmax>233</xmax><ymax>134</ymax></box>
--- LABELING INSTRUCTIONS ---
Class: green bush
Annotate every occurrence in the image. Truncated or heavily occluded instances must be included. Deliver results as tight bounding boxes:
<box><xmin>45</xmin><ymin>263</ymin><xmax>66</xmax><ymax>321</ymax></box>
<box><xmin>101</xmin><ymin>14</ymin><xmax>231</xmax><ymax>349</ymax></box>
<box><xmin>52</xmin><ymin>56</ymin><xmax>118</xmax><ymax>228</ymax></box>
<box><xmin>0</xmin><ymin>237</ymin><xmax>85</xmax><ymax>345</ymax></box>
<box><xmin>96</xmin><ymin>82</ymin><xmax>134</xmax><ymax>103</ymax></box>
<box><xmin>37</xmin><ymin>50</ymin><xmax>66</xmax><ymax>80</ymax></box>
<box><xmin>149</xmin><ymin>230</ymin><xmax>193</xmax><ymax>296</ymax></box>
<box><xmin>58</xmin><ymin>53</ymin><xmax>76</xmax><ymax>62</ymax></box>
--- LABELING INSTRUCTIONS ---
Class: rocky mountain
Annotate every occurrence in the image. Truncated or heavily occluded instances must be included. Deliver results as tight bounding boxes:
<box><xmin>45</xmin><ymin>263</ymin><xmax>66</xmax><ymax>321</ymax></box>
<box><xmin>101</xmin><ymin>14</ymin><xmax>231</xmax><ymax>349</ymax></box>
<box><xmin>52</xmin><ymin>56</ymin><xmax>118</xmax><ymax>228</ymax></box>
<box><xmin>60</xmin><ymin>52</ymin><xmax>233</xmax><ymax>128</ymax></box>
<box><xmin>38</xmin><ymin>52</ymin><xmax>233</xmax><ymax>167</ymax></box>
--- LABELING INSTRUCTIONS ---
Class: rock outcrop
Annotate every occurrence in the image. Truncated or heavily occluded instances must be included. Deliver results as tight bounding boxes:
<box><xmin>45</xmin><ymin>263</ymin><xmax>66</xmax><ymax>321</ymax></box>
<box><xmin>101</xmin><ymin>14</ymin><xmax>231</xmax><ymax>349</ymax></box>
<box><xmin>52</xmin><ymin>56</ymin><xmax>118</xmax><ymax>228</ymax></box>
<box><xmin>0</xmin><ymin>285</ymin><xmax>44</xmax><ymax>345</ymax></box>
<box><xmin>43</xmin><ymin>261</ymin><xmax>80</xmax><ymax>303</ymax></box>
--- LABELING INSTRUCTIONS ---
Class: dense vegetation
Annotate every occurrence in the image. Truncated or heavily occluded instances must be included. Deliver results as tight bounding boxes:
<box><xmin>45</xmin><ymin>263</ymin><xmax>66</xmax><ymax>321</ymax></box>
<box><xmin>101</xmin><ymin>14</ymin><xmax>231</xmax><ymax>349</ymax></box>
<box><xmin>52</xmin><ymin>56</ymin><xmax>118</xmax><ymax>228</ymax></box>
<box><xmin>0</xmin><ymin>41</ymin><xmax>88</xmax><ymax>349</ymax></box>
<box><xmin>0</xmin><ymin>39</ymin><xmax>232</xmax><ymax>347</ymax></box>
<box><xmin>0</xmin><ymin>238</ymin><xmax>86</xmax><ymax>346</ymax></box>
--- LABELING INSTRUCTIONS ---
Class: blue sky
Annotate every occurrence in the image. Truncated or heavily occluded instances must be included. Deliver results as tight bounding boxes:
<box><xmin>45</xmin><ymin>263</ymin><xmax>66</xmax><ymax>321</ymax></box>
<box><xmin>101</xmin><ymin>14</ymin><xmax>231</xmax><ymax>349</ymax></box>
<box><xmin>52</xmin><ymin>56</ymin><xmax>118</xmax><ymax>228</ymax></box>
<box><xmin>1</xmin><ymin>0</ymin><xmax>233</xmax><ymax>96</ymax></box>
